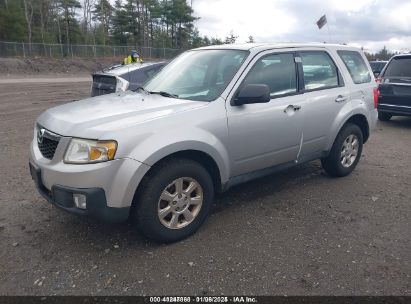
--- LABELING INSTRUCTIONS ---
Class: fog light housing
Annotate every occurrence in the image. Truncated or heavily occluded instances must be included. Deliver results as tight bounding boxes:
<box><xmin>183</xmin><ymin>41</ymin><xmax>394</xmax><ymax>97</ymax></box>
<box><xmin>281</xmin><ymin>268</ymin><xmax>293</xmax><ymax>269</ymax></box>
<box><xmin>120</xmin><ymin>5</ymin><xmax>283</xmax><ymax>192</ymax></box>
<box><xmin>73</xmin><ymin>193</ymin><xmax>87</xmax><ymax>209</ymax></box>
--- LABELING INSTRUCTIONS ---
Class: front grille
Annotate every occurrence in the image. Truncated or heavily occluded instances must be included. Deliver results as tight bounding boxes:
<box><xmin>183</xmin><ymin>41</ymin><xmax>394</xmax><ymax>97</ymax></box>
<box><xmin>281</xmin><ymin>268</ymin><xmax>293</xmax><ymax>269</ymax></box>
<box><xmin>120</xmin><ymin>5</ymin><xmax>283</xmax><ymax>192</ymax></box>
<box><xmin>37</xmin><ymin>127</ymin><xmax>61</xmax><ymax>160</ymax></box>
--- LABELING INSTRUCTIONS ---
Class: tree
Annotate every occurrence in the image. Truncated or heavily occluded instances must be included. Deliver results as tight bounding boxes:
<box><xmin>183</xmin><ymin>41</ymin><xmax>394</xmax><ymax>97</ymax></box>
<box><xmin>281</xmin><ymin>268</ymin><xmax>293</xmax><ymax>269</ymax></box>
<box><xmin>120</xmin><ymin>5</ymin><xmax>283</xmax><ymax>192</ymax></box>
<box><xmin>23</xmin><ymin>0</ymin><xmax>34</xmax><ymax>51</ymax></box>
<box><xmin>111</xmin><ymin>0</ymin><xmax>128</xmax><ymax>44</ymax></box>
<box><xmin>202</xmin><ymin>35</ymin><xmax>210</xmax><ymax>46</ymax></box>
<box><xmin>57</xmin><ymin>0</ymin><xmax>82</xmax><ymax>53</ymax></box>
<box><xmin>0</xmin><ymin>0</ymin><xmax>26</xmax><ymax>42</ymax></box>
<box><xmin>224</xmin><ymin>30</ymin><xmax>238</xmax><ymax>44</ymax></box>
<box><xmin>375</xmin><ymin>46</ymin><xmax>393</xmax><ymax>61</ymax></box>
<box><xmin>93</xmin><ymin>0</ymin><xmax>112</xmax><ymax>45</ymax></box>
<box><xmin>246</xmin><ymin>35</ymin><xmax>254</xmax><ymax>43</ymax></box>
<box><xmin>82</xmin><ymin>0</ymin><xmax>95</xmax><ymax>43</ymax></box>
<box><xmin>211</xmin><ymin>37</ymin><xmax>223</xmax><ymax>45</ymax></box>
<box><xmin>0</xmin><ymin>0</ymin><xmax>222</xmax><ymax>56</ymax></box>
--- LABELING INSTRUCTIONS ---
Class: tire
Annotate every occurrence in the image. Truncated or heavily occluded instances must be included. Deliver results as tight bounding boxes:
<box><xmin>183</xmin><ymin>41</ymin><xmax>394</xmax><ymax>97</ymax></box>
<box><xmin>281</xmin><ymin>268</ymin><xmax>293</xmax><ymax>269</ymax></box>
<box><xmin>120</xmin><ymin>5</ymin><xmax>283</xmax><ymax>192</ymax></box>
<box><xmin>321</xmin><ymin>123</ymin><xmax>363</xmax><ymax>177</ymax></box>
<box><xmin>378</xmin><ymin>112</ymin><xmax>392</xmax><ymax>121</ymax></box>
<box><xmin>132</xmin><ymin>158</ymin><xmax>214</xmax><ymax>243</ymax></box>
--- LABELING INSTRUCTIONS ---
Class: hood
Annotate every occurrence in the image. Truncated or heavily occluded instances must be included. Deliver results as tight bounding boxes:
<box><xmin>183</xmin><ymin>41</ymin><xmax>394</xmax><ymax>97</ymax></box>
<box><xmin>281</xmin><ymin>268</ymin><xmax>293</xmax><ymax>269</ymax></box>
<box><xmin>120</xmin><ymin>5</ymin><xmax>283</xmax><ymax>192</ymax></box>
<box><xmin>37</xmin><ymin>91</ymin><xmax>206</xmax><ymax>138</ymax></box>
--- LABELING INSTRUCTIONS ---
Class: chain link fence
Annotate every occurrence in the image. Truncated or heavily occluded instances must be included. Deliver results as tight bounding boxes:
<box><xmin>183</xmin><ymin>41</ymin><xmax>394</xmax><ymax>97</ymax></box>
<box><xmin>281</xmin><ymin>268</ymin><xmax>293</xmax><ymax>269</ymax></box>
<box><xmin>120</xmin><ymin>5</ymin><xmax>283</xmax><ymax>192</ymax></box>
<box><xmin>0</xmin><ymin>41</ymin><xmax>182</xmax><ymax>60</ymax></box>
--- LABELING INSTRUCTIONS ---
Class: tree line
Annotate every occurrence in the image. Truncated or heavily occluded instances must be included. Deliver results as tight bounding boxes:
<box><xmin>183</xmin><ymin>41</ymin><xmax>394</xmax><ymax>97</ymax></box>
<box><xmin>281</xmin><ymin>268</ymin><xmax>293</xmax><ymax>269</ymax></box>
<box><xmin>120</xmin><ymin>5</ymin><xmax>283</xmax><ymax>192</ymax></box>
<box><xmin>0</xmin><ymin>0</ymin><xmax>250</xmax><ymax>50</ymax></box>
<box><xmin>364</xmin><ymin>46</ymin><xmax>401</xmax><ymax>61</ymax></box>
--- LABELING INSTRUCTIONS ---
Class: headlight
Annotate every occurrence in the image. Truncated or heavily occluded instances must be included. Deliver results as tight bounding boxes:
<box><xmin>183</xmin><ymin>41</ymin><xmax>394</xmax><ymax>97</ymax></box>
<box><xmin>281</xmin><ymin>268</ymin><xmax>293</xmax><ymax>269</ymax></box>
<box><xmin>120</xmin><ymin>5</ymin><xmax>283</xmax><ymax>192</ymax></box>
<box><xmin>116</xmin><ymin>77</ymin><xmax>129</xmax><ymax>92</ymax></box>
<box><xmin>64</xmin><ymin>138</ymin><xmax>117</xmax><ymax>164</ymax></box>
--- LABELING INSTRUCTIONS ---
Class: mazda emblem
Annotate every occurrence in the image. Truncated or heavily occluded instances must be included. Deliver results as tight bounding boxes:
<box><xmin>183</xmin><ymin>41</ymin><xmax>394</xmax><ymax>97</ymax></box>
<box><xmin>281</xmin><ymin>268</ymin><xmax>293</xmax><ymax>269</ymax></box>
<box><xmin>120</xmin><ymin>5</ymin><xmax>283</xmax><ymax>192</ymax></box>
<box><xmin>37</xmin><ymin>128</ymin><xmax>45</xmax><ymax>144</ymax></box>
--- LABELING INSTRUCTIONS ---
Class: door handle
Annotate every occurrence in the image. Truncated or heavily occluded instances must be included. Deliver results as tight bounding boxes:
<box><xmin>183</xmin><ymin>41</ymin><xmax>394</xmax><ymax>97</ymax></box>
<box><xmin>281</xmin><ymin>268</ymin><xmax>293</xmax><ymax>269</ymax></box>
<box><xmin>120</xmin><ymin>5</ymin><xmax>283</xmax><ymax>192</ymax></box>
<box><xmin>335</xmin><ymin>95</ymin><xmax>347</xmax><ymax>103</ymax></box>
<box><xmin>284</xmin><ymin>105</ymin><xmax>301</xmax><ymax>113</ymax></box>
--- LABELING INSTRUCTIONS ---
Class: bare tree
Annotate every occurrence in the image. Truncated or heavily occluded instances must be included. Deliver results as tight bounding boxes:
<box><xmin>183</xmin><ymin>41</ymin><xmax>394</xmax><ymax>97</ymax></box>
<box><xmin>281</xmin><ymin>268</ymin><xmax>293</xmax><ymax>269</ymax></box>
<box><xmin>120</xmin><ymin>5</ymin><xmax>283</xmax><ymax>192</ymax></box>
<box><xmin>23</xmin><ymin>0</ymin><xmax>34</xmax><ymax>53</ymax></box>
<box><xmin>82</xmin><ymin>0</ymin><xmax>95</xmax><ymax>43</ymax></box>
<box><xmin>39</xmin><ymin>0</ymin><xmax>50</xmax><ymax>55</ymax></box>
<box><xmin>51</xmin><ymin>0</ymin><xmax>64</xmax><ymax>55</ymax></box>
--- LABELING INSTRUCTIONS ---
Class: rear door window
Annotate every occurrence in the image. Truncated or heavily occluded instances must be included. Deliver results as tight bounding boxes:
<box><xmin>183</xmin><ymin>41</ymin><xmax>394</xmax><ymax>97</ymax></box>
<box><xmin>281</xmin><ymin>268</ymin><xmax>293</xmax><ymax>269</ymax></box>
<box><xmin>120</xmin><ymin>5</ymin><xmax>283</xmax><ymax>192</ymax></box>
<box><xmin>299</xmin><ymin>51</ymin><xmax>340</xmax><ymax>90</ymax></box>
<box><xmin>383</xmin><ymin>57</ymin><xmax>411</xmax><ymax>77</ymax></box>
<box><xmin>337</xmin><ymin>50</ymin><xmax>371</xmax><ymax>84</ymax></box>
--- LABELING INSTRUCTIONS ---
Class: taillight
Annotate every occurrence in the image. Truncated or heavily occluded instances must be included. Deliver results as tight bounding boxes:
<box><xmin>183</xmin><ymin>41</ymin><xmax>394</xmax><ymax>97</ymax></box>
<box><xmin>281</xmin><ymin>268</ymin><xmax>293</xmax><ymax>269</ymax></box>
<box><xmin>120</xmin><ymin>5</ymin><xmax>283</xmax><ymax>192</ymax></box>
<box><xmin>373</xmin><ymin>87</ymin><xmax>379</xmax><ymax>108</ymax></box>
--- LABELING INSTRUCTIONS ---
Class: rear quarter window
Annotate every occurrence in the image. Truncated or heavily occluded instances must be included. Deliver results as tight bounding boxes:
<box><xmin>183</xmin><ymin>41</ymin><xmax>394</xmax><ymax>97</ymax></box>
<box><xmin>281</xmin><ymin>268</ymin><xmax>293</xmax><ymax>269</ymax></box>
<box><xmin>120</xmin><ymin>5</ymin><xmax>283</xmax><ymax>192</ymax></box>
<box><xmin>337</xmin><ymin>50</ymin><xmax>371</xmax><ymax>84</ymax></box>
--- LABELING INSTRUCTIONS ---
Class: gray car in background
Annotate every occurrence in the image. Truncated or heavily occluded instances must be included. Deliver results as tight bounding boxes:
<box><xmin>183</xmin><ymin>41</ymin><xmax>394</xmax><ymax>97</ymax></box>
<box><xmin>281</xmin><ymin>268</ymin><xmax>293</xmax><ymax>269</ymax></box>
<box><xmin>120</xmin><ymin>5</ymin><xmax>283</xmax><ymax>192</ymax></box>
<box><xmin>369</xmin><ymin>60</ymin><xmax>388</xmax><ymax>77</ymax></box>
<box><xmin>91</xmin><ymin>61</ymin><xmax>167</xmax><ymax>96</ymax></box>
<box><xmin>30</xmin><ymin>43</ymin><xmax>378</xmax><ymax>243</ymax></box>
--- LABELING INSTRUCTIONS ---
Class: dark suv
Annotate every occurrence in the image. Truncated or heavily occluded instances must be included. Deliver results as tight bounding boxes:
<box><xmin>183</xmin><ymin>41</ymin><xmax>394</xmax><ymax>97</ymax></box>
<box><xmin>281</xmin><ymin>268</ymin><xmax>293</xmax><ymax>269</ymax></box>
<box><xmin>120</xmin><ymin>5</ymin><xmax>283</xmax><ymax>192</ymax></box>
<box><xmin>377</xmin><ymin>54</ymin><xmax>411</xmax><ymax>121</ymax></box>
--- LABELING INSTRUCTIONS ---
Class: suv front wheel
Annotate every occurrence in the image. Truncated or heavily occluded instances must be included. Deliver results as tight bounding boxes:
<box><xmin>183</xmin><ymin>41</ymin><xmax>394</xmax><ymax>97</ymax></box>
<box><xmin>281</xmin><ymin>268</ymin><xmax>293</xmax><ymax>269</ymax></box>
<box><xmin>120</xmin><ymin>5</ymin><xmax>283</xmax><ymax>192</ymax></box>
<box><xmin>321</xmin><ymin>123</ymin><xmax>363</xmax><ymax>177</ymax></box>
<box><xmin>132</xmin><ymin>158</ymin><xmax>214</xmax><ymax>243</ymax></box>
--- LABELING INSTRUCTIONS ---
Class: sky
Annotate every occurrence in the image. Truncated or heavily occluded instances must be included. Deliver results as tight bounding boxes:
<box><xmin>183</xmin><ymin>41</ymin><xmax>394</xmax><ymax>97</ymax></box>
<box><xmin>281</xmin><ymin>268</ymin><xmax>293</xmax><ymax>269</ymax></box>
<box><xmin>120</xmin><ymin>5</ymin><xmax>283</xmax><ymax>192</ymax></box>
<box><xmin>191</xmin><ymin>0</ymin><xmax>411</xmax><ymax>53</ymax></box>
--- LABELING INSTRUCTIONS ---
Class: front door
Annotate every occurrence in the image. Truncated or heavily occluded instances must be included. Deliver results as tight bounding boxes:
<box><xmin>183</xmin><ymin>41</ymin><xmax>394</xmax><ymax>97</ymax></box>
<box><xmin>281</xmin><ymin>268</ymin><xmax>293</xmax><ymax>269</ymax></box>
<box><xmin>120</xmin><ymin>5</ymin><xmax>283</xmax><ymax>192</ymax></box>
<box><xmin>226</xmin><ymin>52</ymin><xmax>304</xmax><ymax>177</ymax></box>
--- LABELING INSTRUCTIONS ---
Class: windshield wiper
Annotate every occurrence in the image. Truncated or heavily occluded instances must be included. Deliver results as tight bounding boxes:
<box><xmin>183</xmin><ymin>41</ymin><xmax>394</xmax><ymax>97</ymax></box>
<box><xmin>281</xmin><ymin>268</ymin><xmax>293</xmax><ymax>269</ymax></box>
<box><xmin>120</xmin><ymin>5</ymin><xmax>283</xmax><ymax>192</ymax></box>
<box><xmin>149</xmin><ymin>91</ymin><xmax>179</xmax><ymax>98</ymax></box>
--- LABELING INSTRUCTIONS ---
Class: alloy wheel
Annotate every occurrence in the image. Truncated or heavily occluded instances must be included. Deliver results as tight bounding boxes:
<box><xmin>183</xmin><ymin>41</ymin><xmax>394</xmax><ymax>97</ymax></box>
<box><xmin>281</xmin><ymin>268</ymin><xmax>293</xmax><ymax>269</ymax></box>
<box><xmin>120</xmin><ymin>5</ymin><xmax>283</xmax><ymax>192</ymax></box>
<box><xmin>157</xmin><ymin>177</ymin><xmax>203</xmax><ymax>229</ymax></box>
<box><xmin>340</xmin><ymin>134</ymin><xmax>359</xmax><ymax>168</ymax></box>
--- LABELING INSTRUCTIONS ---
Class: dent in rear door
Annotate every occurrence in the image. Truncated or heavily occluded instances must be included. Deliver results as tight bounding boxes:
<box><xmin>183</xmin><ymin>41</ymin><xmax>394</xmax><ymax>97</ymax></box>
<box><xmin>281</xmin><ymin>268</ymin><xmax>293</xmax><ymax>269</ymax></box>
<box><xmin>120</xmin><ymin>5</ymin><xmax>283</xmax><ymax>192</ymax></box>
<box><xmin>296</xmin><ymin>50</ymin><xmax>352</xmax><ymax>158</ymax></box>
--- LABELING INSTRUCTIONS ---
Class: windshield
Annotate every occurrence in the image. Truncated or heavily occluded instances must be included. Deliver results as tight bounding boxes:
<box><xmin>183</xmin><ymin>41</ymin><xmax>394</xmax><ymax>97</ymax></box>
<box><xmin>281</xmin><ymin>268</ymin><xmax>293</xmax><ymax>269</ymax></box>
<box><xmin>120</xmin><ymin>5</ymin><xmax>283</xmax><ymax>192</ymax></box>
<box><xmin>144</xmin><ymin>49</ymin><xmax>248</xmax><ymax>101</ymax></box>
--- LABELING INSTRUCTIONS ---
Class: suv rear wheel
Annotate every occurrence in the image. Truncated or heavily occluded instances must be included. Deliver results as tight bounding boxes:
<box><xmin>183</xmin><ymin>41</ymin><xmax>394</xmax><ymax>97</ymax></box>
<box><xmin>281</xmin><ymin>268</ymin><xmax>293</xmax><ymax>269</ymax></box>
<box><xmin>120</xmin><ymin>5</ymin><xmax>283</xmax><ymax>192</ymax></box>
<box><xmin>321</xmin><ymin>123</ymin><xmax>363</xmax><ymax>177</ymax></box>
<box><xmin>132</xmin><ymin>158</ymin><xmax>214</xmax><ymax>243</ymax></box>
<box><xmin>378</xmin><ymin>111</ymin><xmax>392</xmax><ymax>121</ymax></box>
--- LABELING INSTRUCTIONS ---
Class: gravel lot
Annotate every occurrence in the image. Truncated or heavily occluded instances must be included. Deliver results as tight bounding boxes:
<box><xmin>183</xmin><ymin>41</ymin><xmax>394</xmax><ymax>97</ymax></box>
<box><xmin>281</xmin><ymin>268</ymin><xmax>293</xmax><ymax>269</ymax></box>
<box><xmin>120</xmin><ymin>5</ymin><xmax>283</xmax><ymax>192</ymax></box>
<box><xmin>0</xmin><ymin>78</ymin><xmax>410</xmax><ymax>296</ymax></box>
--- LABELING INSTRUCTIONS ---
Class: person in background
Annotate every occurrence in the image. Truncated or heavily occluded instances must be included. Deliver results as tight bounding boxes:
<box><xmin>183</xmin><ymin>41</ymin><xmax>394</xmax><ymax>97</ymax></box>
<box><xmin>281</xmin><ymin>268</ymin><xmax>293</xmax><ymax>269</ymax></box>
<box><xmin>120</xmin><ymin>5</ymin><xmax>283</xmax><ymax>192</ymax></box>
<box><xmin>123</xmin><ymin>50</ymin><xmax>143</xmax><ymax>65</ymax></box>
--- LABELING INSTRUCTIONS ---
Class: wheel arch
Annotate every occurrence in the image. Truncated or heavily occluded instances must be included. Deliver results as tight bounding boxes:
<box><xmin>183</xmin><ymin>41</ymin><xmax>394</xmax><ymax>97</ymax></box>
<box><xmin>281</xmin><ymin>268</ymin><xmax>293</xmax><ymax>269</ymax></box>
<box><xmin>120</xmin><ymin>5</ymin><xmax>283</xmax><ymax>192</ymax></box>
<box><xmin>131</xmin><ymin>149</ymin><xmax>224</xmax><ymax>209</ymax></box>
<box><xmin>327</xmin><ymin>112</ymin><xmax>370</xmax><ymax>152</ymax></box>
<box><xmin>345</xmin><ymin>114</ymin><xmax>370</xmax><ymax>143</ymax></box>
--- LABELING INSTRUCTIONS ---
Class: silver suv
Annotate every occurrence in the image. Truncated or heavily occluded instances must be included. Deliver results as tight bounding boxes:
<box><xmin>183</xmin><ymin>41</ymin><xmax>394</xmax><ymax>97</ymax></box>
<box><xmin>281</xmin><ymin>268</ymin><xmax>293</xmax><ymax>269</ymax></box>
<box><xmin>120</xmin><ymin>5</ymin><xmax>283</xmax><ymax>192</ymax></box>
<box><xmin>30</xmin><ymin>44</ymin><xmax>378</xmax><ymax>243</ymax></box>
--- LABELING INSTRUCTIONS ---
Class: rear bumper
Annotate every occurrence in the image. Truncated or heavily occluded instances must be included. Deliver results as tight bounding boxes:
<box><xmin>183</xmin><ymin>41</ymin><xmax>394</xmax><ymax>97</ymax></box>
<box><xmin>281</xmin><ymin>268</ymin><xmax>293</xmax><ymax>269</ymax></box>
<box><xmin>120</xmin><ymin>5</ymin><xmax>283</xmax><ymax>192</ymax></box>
<box><xmin>91</xmin><ymin>73</ymin><xmax>117</xmax><ymax>96</ymax></box>
<box><xmin>378</xmin><ymin>103</ymin><xmax>411</xmax><ymax>116</ymax></box>
<box><xmin>29</xmin><ymin>162</ymin><xmax>130</xmax><ymax>222</ymax></box>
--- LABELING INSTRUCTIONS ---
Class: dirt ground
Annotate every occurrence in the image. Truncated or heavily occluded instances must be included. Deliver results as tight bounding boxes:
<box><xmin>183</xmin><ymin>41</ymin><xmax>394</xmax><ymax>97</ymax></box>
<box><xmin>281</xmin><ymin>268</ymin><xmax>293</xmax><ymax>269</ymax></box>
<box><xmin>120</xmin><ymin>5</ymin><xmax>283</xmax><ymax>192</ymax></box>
<box><xmin>0</xmin><ymin>77</ymin><xmax>410</xmax><ymax>296</ymax></box>
<box><xmin>0</xmin><ymin>58</ymin><xmax>122</xmax><ymax>77</ymax></box>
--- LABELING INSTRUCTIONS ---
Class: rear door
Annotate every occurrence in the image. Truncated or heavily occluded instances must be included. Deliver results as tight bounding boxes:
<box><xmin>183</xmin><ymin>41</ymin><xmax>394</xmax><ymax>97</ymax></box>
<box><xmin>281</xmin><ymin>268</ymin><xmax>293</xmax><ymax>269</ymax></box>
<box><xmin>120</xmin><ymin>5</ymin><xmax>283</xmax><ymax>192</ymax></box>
<box><xmin>296</xmin><ymin>50</ymin><xmax>350</xmax><ymax>158</ymax></box>
<box><xmin>379</xmin><ymin>56</ymin><xmax>411</xmax><ymax>114</ymax></box>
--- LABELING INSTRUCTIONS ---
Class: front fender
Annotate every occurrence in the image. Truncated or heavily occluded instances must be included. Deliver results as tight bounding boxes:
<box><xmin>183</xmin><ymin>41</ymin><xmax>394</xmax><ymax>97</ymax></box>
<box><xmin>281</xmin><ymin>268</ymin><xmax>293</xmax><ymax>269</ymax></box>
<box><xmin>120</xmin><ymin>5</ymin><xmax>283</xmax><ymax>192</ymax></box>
<box><xmin>127</xmin><ymin>127</ymin><xmax>231</xmax><ymax>185</ymax></box>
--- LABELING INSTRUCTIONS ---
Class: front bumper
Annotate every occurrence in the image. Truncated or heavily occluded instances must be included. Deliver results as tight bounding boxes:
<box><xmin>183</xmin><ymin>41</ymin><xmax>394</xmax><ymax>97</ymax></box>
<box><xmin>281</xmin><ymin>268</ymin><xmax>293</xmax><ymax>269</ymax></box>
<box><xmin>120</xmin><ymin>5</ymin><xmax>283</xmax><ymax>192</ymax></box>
<box><xmin>30</xmin><ymin>162</ymin><xmax>129</xmax><ymax>222</ymax></box>
<box><xmin>29</xmin><ymin>136</ymin><xmax>151</xmax><ymax>223</ymax></box>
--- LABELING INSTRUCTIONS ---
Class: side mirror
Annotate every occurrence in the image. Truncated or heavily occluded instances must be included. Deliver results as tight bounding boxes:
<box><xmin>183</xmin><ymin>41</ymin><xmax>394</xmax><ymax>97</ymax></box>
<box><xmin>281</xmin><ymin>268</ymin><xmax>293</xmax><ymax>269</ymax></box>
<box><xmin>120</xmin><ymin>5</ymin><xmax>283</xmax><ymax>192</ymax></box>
<box><xmin>232</xmin><ymin>84</ymin><xmax>271</xmax><ymax>106</ymax></box>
